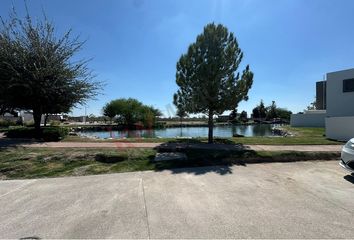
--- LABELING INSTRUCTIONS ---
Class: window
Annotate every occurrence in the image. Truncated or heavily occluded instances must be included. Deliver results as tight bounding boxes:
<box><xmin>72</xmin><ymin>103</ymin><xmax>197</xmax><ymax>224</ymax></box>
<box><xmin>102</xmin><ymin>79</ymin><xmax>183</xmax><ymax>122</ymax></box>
<box><xmin>343</xmin><ymin>78</ymin><xmax>354</xmax><ymax>92</ymax></box>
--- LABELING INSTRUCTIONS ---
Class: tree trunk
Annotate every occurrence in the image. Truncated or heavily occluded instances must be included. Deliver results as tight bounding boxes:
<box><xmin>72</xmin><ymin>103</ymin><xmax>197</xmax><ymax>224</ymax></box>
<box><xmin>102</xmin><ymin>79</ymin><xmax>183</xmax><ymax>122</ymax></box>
<box><xmin>44</xmin><ymin>114</ymin><xmax>49</xmax><ymax>127</ymax></box>
<box><xmin>208</xmin><ymin>109</ymin><xmax>214</xmax><ymax>144</ymax></box>
<box><xmin>33</xmin><ymin>109</ymin><xmax>42</xmax><ymax>138</ymax></box>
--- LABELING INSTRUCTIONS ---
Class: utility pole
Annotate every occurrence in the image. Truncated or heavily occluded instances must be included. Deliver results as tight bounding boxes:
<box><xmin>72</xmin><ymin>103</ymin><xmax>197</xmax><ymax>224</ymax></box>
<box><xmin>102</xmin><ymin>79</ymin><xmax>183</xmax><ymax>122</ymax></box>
<box><xmin>83</xmin><ymin>105</ymin><xmax>87</xmax><ymax>124</ymax></box>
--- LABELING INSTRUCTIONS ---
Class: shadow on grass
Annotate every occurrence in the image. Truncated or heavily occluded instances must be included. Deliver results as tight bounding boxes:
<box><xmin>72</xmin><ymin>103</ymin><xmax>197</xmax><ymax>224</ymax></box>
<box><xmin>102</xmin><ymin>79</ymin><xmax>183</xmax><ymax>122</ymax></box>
<box><xmin>165</xmin><ymin>137</ymin><xmax>236</xmax><ymax>145</ymax></box>
<box><xmin>0</xmin><ymin>138</ymin><xmax>42</xmax><ymax>151</ymax></box>
<box><xmin>153</xmin><ymin>148</ymin><xmax>252</xmax><ymax>175</ymax></box>
<box><xmin>95</xmin><ymin>153</ymin><xmax>127</xmax><ymax>163</ymax></box>
<box><xmin>156</xmin><ymin>139</ymin><xmax>250</xmax><ymax>153</ymax></box>
<box><xmin>151</xmin><ymin>148</ymin><xmax>340</xmax><ymax>176</ymax></box>
<box><xmin>152</xmin><ymin>140</ymin><xmax>253</xmax><ymax>175</ymax></box>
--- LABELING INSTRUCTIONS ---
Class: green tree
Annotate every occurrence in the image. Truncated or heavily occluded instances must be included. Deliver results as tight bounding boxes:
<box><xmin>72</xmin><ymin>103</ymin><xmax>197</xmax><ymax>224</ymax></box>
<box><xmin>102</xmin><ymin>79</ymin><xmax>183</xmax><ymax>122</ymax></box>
<box><xmin>229</xmin><ymin>109</ymin><xmax>237</xmax><ymax>121</ymax></box>
<box><xmin>239</xmin><ymin>110</ymin><xmax>247</xmax><ymax>122</ymax></box>
<box><xmin>306</xmin><ymin>96</ymin><xmax>317</xmax><ymax>110</ymax></box>
<box><xmin>252</xmin><ymin>100</ymin><xmax>266</xmax><ymax>119</ymax></box>
<box><xmin>102</xmin><ymin>102</ymin><xmax>116</xmax><ymax>122</ymax></box>
<box><xmin>102</xmin><ymin>98</ymin><xmax>161</xmax><ymax>128</ymax></box>
<box><xmin>104</xmin><ymin>98</ymin><xmax>142</xmax><ymax>126</ymax></box>
<box><xmin>276</xmin><ymin>108</ymin><xmax>292</xmax><ymax>121</ymax></box>
<box><xmin>173</xmin><ymin>23</ymin><xmax>253</xmax><ymax>143</ymax></box>
<box><xmin>0</xmin><ymin>8</ymin><xmax>100</xmax><ymax>135</ymax></box>
<box><xmin>0</xmin><ymin>104</ymin><xmax>16</xmax><ymax>116</ymax></box>
<box><xmin>140</xmin><ymin>105</ymin><xmax>162</xmax><ymax>128</ymax></box>
<box><xmin>266</xmin><ymin>101</ymin><xmax>278</xmax><ymax>120</ymax></box>
<box><xmin>176</xmin><ymin>108</ymin><xmax>188</xmax><ymax>125</ymax></box>
<box><xmin>149</xmin><ymin>107</ymin><xmax>162</xmax><ymax>118</ymax></box>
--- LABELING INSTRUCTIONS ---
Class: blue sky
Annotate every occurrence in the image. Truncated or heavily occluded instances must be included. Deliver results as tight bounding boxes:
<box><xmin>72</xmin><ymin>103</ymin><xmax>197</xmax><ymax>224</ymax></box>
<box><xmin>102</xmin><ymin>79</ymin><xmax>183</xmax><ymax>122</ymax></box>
<box><xmin>1</xmin><ymin>0</ymin><xmax>354</xmax><ymax>117</ymax></box>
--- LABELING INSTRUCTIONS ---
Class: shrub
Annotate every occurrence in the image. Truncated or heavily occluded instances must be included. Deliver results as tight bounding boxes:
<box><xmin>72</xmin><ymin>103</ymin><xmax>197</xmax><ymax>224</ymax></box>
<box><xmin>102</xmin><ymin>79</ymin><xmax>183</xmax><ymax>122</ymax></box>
<box><xmin>0</xmin><ymin>119</ymin><xmax>17</xmax><ymax>127</ymax></box>
<box><xmin>5</xmin><ymin>127</ymin><xmax>69</xmax><ymax>141</ymax></box>
<box><xmin>153</xmin><ymin>122</ymin><xmax>166</xmax><ymax>129</ymax></box>
<box><xmin>49</xmin><ymin>120</ymin><xmax>61</xmax><ymax>126</ymax></box>
<box><xmin>24</xmin><ymin>120</ymin><xmax>35</xmax><ymax>127</ymax></box>
<box><xmin>42</xmin><ymin>127</ymin><xmax>69</xmax><ymax>141</ymax></box>
<box><xmin>5</xmin><ymin>127</ymin><xmax>36</xmax><ymax>138</ymax></box>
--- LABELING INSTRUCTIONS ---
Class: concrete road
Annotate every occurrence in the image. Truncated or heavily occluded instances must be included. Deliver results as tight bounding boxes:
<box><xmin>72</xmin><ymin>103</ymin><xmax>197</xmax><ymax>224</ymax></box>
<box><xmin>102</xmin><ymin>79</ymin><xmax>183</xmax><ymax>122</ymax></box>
<box><xmin>0</xmin><ymin>161</ymin><xmax>353</xmax><ymax>239</ymax></box>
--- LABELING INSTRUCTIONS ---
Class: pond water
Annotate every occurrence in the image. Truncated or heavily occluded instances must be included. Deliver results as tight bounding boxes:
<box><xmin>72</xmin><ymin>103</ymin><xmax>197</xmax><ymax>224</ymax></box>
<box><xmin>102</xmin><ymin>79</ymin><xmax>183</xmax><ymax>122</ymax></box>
<box><xmin>79</xmin><ymin>124</ymin><xmax>283</xmax><ymax>139</ymax></box>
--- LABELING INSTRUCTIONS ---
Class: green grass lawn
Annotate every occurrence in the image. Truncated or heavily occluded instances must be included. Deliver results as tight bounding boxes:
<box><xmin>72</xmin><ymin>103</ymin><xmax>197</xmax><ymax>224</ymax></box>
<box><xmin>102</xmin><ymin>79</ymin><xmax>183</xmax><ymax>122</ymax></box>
<box><xmin>229</xmin><ymin>126</ymin><xmax>341</xmax><ymax>145</ymax></box>
<box><xmin>63</xmin><ymin>127</ymin><xmax>342</xmax><ymax>145</ymax></box>
<box><xmin>0</xmin><ymin>147</ymin><xmax>340</xmax><ymax>180</ymax></box>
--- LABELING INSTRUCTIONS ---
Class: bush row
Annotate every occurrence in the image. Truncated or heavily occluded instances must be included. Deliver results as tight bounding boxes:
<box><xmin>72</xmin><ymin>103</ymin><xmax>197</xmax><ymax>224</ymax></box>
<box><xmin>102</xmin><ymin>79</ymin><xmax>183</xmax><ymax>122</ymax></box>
<box><xmin>5</xmin><ymin>127</ymin><xmax>69</xmax><ymax>141</ymax></box>
<box><xmin>0</xmin><ymin>119</ymin><xmax>21</xmax><ymax>127</ymax></box>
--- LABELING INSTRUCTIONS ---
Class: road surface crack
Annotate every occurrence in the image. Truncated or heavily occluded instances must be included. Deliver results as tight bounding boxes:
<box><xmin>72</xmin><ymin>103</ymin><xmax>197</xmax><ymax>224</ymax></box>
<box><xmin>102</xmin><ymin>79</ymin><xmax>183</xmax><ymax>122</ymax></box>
<box><xmin>140</xmin><ymin>174</ymin><xmax>151</xmax><ymax>239</ymax></box>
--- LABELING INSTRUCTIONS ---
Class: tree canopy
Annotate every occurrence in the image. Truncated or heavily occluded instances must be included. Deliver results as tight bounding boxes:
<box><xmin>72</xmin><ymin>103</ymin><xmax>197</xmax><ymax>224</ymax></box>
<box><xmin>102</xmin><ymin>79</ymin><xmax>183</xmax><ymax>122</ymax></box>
<box><xmin>176</xmin><ymin>108</ymin><xmax>188</xmax><ymax>119</ymax></box>
<box><xmin>102</xmin><ymin>98</ymin><xmax>162</xmax><ymax>128</ymax></box>
<box><xmin>229</xmin><ymin>109</ymin><xmax>237</xmax><ymax>121</ymax></box>
<box><xmin>239</xmin><ymin>110</ymin><xmax>248</xmax><ymax>122</ymax></box>
<box><xmin>173</xmin><ymin>23</ymin><xmax>253</xmax><ymax>143</ymax></box>
<box><xmin>252</xmin><ymin>100</ymin><xmax>292</xmax><ymax>121</ymax></box>
<box><xmin>252</xmin><ymin>100</ymin><xmax>267</xmax><ymax>119</ymax></box>
<box><xmin>306</xmin><ymin>97</ymin><xmax>317</xmax><ymax>110</ymax></box>
<box><xmin>266</xmin><ymin>101</ymin><xmax>277</xmax><ymax>120</ymax></box>
<box><xmin>0</xmin><ymin>8</ymin><xmax>101</xmax><ymax>134</ymax></box>
<box><xmin>275</xmin><ymin>108</ymin><xmax>292</xmax><ymax>121</ymax></box>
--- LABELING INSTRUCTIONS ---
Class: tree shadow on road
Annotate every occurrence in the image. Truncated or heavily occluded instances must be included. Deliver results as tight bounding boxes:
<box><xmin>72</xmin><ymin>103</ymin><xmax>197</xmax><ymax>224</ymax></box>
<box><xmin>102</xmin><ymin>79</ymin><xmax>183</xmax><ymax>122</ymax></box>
<box><xmin>153</xmin><ymin>143</ymin><xmax>252</xmax><ymax>175</ymax></box>
<box><xmin>163</xmin><ymin>165</ymin><xmax>234</xmax><ymax>175</ymax></box>
<box><xmin>20</xmin><ymin>236</ymin><xmax>41</xmax><ymax>240</ymax></box>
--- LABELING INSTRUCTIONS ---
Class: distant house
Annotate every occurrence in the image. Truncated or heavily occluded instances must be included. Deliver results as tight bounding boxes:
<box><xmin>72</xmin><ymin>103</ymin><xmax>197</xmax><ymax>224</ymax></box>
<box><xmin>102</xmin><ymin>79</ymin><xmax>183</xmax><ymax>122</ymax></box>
<box><xmin>291</xmin><ymin>68</ymin><xmax>354</xmax><ymax>141</ymax></box>
<box><xmin>67</xmin><ymin>116</ymin><xmax>85</xmax><ymax>123</ymax></box>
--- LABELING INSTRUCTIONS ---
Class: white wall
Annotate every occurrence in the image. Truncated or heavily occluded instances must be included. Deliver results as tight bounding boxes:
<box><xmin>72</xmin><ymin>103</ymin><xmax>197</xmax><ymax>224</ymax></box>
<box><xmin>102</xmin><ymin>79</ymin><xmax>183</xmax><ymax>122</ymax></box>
<box><xmin>304</xmin><ymin>110</ymin><xmax>326</xmax><ymax>114</ymax></box>
<box><xmin>22</xmin><ymin>112</ymin><xmax>34</xmax><ymax>123</ymax></box>
<box><xmin>326</xmin><ymin>116</ymin><xmax>354</xmax><ymax>141</ymax></box>
<box><xmin>326</xmin><ymin>68</ymin><xmax>354</xmax><ymax>117</ymax></box>
<box><xmin>290</xmin><ymin>113</ymin><xmax>326</xmax><ymax>127</ymax></box>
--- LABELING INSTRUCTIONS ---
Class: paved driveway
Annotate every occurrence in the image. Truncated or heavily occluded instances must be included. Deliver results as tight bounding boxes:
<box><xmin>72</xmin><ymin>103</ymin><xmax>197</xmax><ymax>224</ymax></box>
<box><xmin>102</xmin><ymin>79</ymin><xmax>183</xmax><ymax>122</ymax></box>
<box><xmin>0</xmin><ymin>161</ymin><xmax>353</xmax><ymax>239</ymax></box>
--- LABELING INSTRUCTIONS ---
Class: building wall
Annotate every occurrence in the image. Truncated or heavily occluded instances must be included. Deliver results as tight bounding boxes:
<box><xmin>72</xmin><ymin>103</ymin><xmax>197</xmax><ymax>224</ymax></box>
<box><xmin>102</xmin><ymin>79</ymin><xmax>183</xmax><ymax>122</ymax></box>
<box><xmin>290</xmin><ymin>112</ymin><xmax>326</xmax><ymax>127</ymax></box>
<box><xmin>21</xmin><ymin>112</ymin><xmax>34</xmax><ymax>123</ymax></box>
<box><xmin>326</xmin><ymin>116</ymin><xmax>354</xmax><ymax>141</ymax></box>
<box><xmin>326</xmin><ymin>68</ymin><xmax>354</xmax><ymax>117</ymax></box>
<box><xmin>290</xmin><ymin>68</ymin><xmax>354</xmax><ymax>140</ymax></box>
<box><xmin>316</xmin><ymin>81</ymin><xmax>326</xmax><ymax>110</ymax></box>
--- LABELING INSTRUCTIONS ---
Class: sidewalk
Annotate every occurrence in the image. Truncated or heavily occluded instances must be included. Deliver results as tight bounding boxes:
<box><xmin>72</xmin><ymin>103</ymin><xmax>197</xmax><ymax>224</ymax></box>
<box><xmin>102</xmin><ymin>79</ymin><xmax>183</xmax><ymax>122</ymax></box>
<box><xmin>0</xmin><ymin>139</ymin><xmax>343</xmax><ymax>152</ymax></box>
<box><xmin>0</xmin><ymin>161</ymin><xmax>353</xmax><ymax>238</ymax></box>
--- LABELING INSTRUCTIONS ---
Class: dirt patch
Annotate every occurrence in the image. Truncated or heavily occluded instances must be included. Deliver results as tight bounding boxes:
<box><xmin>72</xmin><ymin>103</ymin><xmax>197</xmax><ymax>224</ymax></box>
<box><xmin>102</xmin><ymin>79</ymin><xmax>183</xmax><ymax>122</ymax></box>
<box><xmin>72</xmin><ymin>165</ymin><xmax>91</xmax><ymax>176</ymax></box>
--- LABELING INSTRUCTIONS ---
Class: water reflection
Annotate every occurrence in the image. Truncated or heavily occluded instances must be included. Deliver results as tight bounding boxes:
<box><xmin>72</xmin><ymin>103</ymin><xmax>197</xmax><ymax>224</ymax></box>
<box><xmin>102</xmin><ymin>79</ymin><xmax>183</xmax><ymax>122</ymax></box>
<box><xmin>80</xmin><ymin>124</ymin><xmax>282</xmax><ymax>139</ymax></box>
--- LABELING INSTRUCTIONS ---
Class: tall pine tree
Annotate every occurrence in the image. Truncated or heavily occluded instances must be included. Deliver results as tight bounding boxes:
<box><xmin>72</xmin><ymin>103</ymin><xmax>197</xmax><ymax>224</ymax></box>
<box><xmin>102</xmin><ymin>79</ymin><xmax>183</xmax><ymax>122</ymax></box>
<box><xmin>173</xmin><ymin>23</ymin><xmax>253</xmax><ymax>143</ymax></box>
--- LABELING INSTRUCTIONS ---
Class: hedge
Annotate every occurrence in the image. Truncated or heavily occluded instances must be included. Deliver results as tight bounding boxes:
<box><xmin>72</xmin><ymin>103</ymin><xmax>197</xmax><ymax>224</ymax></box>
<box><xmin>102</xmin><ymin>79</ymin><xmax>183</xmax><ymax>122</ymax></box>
<box><xmin>42</xmin><ymin>127</ymin><xmax>69</xmax><ymax>141</ymax></box>
<box><xmin>0</xmin><ymin>119</ymin><xmax>20</xmax><ymax>127</ymax></box>
<box><xmin>5</xmin><ymin>127</ymin><xmax>69</xmax><ymax>141</ymax></box>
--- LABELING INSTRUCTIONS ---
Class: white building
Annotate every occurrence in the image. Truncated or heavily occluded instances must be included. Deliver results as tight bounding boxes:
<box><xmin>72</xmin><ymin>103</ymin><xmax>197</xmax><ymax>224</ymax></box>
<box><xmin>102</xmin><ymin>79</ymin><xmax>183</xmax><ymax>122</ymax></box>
<box><xmin>290</xmin><ymin>68</ymin><xmax>354</xmax><ymax>141</ymax></box>
<box><xmin>290</xmin><ymin>110</ymin><xmax>326</xmax><ymax>127</ymax></box>
<box><xmin>325</xmin><ymin>68</ymin><xmax>354</xmax><ymax>141</ymax></box>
